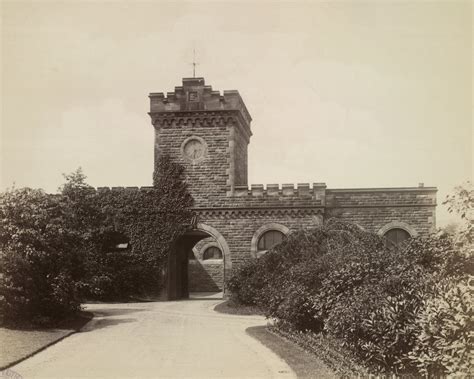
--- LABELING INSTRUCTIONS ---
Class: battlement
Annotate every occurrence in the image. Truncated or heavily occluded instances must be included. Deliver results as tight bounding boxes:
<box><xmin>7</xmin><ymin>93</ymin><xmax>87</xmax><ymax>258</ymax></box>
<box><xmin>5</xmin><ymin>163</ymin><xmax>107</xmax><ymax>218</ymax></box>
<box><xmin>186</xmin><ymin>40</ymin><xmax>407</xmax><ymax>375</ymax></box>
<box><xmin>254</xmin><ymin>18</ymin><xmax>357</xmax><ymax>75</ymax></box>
<box><xmin>149</xmin><ymin>77</ymin><xmax>252</xmax><ymax>128</ymax></box>
<box><xmin>232</xmin><ymin>183</ymin><xmax>327</xmax><ymax>199</ymax></box>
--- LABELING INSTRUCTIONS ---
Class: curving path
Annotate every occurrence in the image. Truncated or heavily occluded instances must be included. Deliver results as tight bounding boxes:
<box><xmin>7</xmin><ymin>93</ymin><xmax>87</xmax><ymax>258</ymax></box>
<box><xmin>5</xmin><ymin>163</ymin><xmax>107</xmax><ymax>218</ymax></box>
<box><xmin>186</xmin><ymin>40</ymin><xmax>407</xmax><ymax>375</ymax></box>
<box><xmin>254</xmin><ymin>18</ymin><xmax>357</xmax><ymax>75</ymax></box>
<box><xmin>12</xmin><ymin>295</ymin><xmax>295</xmax><ymax>378</ymax></box>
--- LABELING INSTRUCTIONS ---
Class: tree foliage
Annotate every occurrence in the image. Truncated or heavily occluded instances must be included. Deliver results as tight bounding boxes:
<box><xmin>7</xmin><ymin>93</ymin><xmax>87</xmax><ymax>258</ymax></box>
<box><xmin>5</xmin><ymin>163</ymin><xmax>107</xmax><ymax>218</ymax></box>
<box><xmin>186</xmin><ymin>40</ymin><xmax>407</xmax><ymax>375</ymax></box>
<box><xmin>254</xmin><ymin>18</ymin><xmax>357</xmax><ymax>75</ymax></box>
<box><xmin>443</xmin><ymin>181</ymin><xmax>473</xmax><ymax>257</ymax></box>
<box><xmin>0</xmin><ymin>156</ymin><xmax>193</xmax><ymax>323</ymax></box>
<box><xmin>228</xmin><ymin>190</ymin><xmax>473</xmax><ymax>376</ymax></box>
<box><xmin>0</xmin><ymin>188</ymin><xmax>83</xmax><ymax>325</ymax></box>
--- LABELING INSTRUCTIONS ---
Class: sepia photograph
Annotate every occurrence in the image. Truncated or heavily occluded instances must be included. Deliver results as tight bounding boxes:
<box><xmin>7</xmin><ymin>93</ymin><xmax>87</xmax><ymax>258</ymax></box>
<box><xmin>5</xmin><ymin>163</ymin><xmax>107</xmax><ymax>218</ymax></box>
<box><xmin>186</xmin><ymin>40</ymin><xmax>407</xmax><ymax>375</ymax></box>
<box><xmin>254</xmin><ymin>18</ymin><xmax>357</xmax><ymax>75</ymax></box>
<box><xmin>1</xmin><ymin>1</ymin><xmax>472</xmax><ymax>378</ymax></box>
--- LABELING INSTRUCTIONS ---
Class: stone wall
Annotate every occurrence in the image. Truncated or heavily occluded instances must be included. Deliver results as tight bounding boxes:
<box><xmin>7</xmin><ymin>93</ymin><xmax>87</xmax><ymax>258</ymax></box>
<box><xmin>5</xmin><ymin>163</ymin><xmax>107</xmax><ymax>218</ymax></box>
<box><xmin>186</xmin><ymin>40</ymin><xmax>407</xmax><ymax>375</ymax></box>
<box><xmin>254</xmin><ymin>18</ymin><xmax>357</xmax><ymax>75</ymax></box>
<box><xmin>188</xmin><ymin>237</ymin><xmax>224</xmax><ymax>292</ymax></box>
<box><xmin>233</xmin><ymin>127</ymin><xmax>249</xmax><ymax>186</ymax></box>
<box><xmin>188</xmin><ymin>260</ymin><xmax>223</xmax><ymax>292</ymax></box>
<box><xmin>325</xmin><ymin>187</ymin><xmax>437</xmax><ymax>236</ymax></box>
<box><xmin>195</xmin><ymin>208</ymin><xmax>323</xmax><ymax>271</ymax></box>
<box><xmin>145</xmin><ymin>77</ymin><xmax>439</xmax><ymax>296</ymax></box>
<box><xmin>150</xmin><ymin>77</ymin><xmax>252</xmax><ymax>208</ymax></box>
<box><xmin>96</xmin><ymin>185</ymin><xmax>437</xmax><ymax>292</ymax></box>
<box><xmin>152</xmin><ymin>118</ymin><xmax>231</xmax><ymax>207</ymax></box>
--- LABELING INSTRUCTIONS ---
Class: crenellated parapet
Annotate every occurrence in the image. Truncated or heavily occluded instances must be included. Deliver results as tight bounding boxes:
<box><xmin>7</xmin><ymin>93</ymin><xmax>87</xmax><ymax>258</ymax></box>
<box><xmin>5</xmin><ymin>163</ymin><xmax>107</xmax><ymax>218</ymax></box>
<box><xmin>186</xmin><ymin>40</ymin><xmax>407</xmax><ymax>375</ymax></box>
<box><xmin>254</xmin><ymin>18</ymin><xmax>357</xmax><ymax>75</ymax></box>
<box><xmin>149</xmin><ymin>77</ymin><xmax>251</xmax><ymax>139</ymax></box>
<box><xmin>204</xmin><ymin>182</ymin><xmax>328</xmax><ymax>209</ymax></box>
<box><xmin>233</xmin><ymin>183</ymin><xmax>326</xmax><ymax>200</ymax></box>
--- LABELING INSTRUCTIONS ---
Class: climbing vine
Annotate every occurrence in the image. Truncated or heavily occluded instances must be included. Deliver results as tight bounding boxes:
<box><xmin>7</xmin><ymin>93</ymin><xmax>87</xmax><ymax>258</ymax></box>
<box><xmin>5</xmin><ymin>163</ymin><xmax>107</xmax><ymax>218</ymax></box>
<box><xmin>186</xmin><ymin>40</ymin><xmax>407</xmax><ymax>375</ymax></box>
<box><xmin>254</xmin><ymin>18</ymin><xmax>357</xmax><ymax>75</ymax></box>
<box><xmin>0</xmin><ymin>156</ymin><xmax>193</xmax><ymax>325</ymax></box>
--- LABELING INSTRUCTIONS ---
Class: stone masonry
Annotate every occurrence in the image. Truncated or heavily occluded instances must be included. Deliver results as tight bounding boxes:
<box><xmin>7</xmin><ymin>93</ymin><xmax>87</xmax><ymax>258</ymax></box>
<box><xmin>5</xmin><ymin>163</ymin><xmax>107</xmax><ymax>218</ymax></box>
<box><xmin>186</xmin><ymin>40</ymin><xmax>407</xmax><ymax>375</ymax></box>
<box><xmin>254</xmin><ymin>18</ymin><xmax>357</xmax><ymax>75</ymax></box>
<box><xmin>106</xmin><ymin>77</ymin><xmax>437</xmax><ymax>293</ymax></box>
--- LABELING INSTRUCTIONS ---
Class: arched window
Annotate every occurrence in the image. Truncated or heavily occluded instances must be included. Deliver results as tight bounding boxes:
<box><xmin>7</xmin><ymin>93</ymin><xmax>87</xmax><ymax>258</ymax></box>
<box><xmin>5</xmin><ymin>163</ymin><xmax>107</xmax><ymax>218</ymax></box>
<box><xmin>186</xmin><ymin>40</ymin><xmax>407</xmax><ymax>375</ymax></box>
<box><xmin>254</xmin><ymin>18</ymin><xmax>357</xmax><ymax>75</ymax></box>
<box><xmin>203</xmin><ymin>246</ymin><xmax>223</xmax><ymax>260</ymax></box>
<box><xmin>257</xmin><ymin>230</ymin><xmax>285</xmax><ymax>252</ymax></box>
<box><xmin>384</xmin><ymin>228</ymin><xmax>411</xmax><ymax>246</ymax></box>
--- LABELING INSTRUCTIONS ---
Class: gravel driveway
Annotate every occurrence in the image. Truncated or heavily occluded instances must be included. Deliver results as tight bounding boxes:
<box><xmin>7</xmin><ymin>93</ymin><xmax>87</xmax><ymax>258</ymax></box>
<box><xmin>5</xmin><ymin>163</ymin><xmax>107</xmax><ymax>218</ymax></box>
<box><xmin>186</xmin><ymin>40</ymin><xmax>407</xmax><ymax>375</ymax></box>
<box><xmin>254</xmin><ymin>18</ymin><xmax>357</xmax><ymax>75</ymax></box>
<box><xmin>12</xmin><ymin>296</ymin><xmax>295</xmax><ymax>378</ymax></box>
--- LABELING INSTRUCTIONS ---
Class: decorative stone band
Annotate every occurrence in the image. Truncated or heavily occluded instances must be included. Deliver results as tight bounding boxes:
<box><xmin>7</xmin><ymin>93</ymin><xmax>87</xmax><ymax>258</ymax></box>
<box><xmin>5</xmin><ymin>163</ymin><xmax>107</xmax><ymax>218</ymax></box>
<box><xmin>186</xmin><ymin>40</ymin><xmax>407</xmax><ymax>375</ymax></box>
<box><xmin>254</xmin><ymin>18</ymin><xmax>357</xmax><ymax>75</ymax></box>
<box><xmin>149</xmin><ymin>110</ymin><xmax>251</xmax><ymax>142</ymax></box>
<box><xmin>192</xmin><ymin>207</ymin><xmax>325</xmax><ymax>218</ymax></box>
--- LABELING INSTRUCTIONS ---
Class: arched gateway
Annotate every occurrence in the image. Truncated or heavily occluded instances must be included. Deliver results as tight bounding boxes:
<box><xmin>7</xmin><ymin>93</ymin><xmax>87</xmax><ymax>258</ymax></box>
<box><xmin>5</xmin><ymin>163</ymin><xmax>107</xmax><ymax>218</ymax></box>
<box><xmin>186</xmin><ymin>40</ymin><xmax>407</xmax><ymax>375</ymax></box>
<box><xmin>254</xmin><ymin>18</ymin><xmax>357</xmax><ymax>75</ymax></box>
<box><xmin>146</xmin><ymin>77</ymin><xmax>437</xmax><ymax>300</ymax></box>
<box><xmin>166</xmin><ymin>223</ymin><xmax>232</xmax><ymax>300</ymax></box>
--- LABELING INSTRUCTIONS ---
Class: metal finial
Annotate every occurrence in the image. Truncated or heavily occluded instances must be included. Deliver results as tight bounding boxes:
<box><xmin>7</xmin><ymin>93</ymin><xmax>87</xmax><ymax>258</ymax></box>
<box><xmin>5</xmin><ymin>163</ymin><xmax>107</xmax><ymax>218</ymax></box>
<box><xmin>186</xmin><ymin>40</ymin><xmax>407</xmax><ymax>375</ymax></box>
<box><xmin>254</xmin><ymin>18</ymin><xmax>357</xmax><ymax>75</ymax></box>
<box><xmin>192</xmin><ymin>49</ymin><xmax>199</xmax><ymax>78</ymax></box>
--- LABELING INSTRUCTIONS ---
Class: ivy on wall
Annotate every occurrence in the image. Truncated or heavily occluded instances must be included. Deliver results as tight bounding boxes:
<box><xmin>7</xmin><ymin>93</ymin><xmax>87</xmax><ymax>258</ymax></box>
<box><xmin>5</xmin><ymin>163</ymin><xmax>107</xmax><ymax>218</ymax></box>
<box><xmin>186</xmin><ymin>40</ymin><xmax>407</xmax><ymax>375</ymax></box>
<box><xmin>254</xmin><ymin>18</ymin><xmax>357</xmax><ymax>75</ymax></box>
<box><xmin>0</xmin><ymin>155</ymin><xmax>194</xmax><ymax>325</ymax></box>
<box><xmin>84</xmin><ymin>155</ymin><xmax>195</xmax><ymax>299</ymax></box>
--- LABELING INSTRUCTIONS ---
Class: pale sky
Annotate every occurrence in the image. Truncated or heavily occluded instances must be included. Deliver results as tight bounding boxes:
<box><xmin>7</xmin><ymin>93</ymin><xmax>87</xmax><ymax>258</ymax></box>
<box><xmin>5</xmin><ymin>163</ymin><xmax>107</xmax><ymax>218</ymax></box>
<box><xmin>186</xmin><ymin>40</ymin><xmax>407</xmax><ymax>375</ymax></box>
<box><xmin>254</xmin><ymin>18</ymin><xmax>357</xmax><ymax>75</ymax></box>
<box><xmin>1</xmin><ymin>0</ymin><xmax>472</xmax><ymax>226</ymax></box>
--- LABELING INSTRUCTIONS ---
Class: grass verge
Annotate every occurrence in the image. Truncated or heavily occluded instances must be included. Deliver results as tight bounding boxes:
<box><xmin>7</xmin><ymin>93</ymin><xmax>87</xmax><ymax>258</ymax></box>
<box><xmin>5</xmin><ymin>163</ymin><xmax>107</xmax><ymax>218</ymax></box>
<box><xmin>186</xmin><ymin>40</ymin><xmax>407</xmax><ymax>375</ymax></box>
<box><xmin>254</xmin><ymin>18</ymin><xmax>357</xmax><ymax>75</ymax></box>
<box><xmin>0</xmin><ymin>311</ymin><xmax>93</xmax><ymax>370</ymax></box>
<box><xmin>247</xmin><ymin>325</ymin><xmax>336</xmax><ymax>378</ymax></box>
<box><xmin>270</xmin><ymin>324</ymin><xmax>370</xmax><ymax>378</ymax></box>
<box><xmin>213</xmin><ymin>299</ymin><xmax>263</xmax><ymax>316</ymax></box>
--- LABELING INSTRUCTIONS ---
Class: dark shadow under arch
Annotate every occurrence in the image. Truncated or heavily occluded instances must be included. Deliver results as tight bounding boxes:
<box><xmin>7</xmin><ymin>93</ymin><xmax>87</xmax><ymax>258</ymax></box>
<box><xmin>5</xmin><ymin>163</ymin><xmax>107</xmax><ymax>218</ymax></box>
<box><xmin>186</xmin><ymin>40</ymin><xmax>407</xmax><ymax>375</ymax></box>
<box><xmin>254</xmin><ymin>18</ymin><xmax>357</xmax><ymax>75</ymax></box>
<box><xmin>165</xmin><ymin>224</ymin><xmax>229</xmax><ymax>300</ymax></box>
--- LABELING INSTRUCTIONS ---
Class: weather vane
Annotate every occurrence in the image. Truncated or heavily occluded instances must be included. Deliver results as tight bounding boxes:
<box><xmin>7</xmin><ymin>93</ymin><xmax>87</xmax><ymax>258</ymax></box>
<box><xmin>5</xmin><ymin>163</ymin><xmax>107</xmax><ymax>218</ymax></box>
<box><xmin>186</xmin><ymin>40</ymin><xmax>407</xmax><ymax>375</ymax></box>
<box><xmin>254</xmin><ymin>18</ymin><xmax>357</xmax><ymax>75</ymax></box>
<box><xmin>192</xmin><ymin>48</ymin><xmax>199</xmax><ymax>78</ymax></box>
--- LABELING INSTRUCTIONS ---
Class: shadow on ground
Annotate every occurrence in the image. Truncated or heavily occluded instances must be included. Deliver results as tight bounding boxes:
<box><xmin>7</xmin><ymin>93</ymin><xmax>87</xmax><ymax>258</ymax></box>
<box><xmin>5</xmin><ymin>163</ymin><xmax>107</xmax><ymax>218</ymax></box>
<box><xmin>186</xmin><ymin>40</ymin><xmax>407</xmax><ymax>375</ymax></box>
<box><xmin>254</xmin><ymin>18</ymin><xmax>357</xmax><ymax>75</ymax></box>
<box><xmin>189</xmin><ymin>291</ymin><xmax>223</xmax><ymax>301</ymax></box>
<box><xmin>81</xmin><ymin>317</ymin><xmax>137</xmax><ymax>332</ymax></box>
<box><xmin>89</xmin><ymin>308</ymin><xmax>146</xmax><ymax>318</ymax></box>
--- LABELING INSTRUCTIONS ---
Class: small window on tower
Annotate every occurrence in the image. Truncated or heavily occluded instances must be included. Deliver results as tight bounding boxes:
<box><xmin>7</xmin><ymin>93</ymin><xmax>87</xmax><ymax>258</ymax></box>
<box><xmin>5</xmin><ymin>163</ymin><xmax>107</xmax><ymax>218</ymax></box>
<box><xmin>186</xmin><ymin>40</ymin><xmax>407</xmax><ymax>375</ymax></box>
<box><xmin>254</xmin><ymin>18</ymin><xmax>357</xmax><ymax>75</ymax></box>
<box><xmin>188</xmin><ymin>91</ymin><xmax>198</xmax><ymax>102</ymax></box>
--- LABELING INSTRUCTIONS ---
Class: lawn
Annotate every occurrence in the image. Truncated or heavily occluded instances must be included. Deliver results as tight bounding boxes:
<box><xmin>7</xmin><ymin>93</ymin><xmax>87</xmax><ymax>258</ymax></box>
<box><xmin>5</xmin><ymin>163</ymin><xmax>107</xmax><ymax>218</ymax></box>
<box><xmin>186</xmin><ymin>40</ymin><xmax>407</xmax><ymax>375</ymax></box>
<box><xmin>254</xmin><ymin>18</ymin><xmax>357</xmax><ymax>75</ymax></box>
<box><xmin>0</xmin><ymin>312</ymin><xmax>92</xmax><ymax>370</ymax></box>
<box><xmin>213</xmin><ymin>299</ymin><xmax>263</xmax><ymax>316</ymax></box>
<box><xmin>247</xmin><ymin>326</ymin><xmax>336</xmax><ymax>379</ymax></box>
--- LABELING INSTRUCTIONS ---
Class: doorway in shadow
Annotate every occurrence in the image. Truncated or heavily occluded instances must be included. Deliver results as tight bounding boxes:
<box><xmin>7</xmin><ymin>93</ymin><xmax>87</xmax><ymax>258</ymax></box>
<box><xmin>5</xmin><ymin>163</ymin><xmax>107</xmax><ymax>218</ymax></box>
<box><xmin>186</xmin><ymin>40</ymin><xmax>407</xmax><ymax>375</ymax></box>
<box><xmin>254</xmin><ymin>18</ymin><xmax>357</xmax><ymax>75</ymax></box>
<box><xmin>166</xmin><ymin>229</ymin><xmax>224</xmax><ymax>300</ymax></box>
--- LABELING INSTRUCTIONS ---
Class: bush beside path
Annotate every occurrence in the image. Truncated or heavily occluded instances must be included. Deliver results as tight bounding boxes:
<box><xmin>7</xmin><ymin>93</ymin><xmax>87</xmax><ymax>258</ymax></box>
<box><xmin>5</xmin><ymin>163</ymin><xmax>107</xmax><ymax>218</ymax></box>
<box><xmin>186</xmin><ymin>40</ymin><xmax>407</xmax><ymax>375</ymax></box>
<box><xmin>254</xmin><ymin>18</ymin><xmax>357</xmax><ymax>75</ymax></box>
<box><xmin>227</xmin><ymin>185</ymin><xmax>473</xmax><ymax>379</ymax></box>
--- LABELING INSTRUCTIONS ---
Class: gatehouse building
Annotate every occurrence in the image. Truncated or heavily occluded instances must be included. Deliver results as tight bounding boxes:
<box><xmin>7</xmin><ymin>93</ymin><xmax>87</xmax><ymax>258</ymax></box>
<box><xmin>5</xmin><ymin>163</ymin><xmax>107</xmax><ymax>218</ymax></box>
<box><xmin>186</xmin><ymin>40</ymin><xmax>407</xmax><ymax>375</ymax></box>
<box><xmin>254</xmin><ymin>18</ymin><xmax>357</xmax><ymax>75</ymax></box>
<box><xmin>105</xmin><ymin>77</ymin><xmax>437</xmax><ymax>299</ymax></box>
<box><xmin>149</xmin><ymin>77</ymin><xmax>437</xmax><ymax>299</ymax></box>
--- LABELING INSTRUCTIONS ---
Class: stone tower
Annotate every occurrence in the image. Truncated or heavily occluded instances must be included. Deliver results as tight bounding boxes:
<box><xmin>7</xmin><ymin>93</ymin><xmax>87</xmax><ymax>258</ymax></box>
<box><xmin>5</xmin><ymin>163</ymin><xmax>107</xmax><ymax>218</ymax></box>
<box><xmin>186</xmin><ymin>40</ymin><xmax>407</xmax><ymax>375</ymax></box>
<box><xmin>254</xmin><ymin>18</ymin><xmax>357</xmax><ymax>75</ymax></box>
<box><xmin>144</xmin><ymin>77</ymin><xmax>436</xmax><ymax>299</ymax></box>
<box><xmin>149</xmin><ymin>77</ymin><xmax>252</xmax><ymax>207</ymax></box>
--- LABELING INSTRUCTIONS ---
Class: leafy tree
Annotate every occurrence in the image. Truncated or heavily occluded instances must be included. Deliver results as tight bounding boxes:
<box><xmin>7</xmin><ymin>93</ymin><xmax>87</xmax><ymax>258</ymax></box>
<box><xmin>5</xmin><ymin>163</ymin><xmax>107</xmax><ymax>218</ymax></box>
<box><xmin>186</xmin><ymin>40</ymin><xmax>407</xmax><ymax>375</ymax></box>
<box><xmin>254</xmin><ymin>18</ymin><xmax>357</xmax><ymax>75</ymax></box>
<box><xmin>440</xmin><ymin>221</ymin><xmax>459</xmax><ymax>235</ymax></box>
<box><xmin>0</xmin><ymin>156</ymin><xmax>194</xmax><ymax>323</ymax></box>
<box><xmin>0</xmin><ymin>188</ymin><xmax>82</xmax><ymax>325</ymax></box>
<box><xmin>408</xmin><ymin>277</ymin><xmax>473</xmax><ymax>377</ymax></box>
<box><xmin>443</xmin><ymin>181</ymin><xmax>473</xmax><ymax>257</ymax></box>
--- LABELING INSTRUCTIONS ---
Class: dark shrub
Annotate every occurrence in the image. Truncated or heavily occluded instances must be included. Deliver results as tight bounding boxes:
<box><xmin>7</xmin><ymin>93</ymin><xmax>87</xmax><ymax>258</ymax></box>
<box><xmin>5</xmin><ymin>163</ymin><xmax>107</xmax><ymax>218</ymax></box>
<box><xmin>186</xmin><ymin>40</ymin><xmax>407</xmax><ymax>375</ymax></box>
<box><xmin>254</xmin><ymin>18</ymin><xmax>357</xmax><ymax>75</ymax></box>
<box><xmin>0</xmin><ymin>188</ymin><xmax>82</xmax><ymax>325</ymax></box>
<box><xmin>0</xmin><ymin>156</ymin><xmax>193</xmax><ymax>323</ymax></box>
<box><xmin>226</xmin><ymin>258</ymin><xmax>266</xmax><ymax>305</ymax></box>
<box><xmin>227</xmin><ymin>217</ymin><xmax>473</xmax><ymax>375</ymax></box>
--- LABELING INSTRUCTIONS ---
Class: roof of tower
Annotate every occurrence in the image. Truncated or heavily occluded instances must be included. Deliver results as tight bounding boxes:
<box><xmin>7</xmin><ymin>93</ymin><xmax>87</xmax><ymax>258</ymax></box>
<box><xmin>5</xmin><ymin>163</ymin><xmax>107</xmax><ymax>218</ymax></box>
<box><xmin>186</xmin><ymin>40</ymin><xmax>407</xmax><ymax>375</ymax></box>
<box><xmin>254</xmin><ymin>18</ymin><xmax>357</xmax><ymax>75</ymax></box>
<box><xmin>149</xmin><ymin>78</ymin><xmax>252</xmax><ymax>132</ymax></box>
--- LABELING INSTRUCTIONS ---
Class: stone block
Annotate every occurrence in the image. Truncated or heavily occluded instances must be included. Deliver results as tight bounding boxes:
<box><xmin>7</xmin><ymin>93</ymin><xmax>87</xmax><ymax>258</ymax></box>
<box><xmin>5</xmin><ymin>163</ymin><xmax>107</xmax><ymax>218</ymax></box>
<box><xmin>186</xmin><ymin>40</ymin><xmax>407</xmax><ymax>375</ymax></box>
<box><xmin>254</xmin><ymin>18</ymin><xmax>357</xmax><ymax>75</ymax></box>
<box><xmin>282</xmin><ymin>184</ymin><xmax>295</xmax><ymax>196</ymax></box>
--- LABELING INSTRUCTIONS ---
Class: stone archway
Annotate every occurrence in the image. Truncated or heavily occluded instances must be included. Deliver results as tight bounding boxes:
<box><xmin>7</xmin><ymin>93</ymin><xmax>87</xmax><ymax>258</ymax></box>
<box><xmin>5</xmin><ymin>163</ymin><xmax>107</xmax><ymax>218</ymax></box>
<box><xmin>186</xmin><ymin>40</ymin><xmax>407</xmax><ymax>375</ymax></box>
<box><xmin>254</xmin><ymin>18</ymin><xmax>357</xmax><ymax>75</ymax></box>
<box><xmin>377</xmin><ymin>221</ymin><xmax>419</xmax><ymax>237</ymax></box>
<box><xmin>195</xmin><ymin>223</ymin><xmax>232</xmax><ymax>271</ymax></box>
<box><xmin>166</xmin><ymin>223</ymin><xmax>230</xmax><ymax>300</ymax></box>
